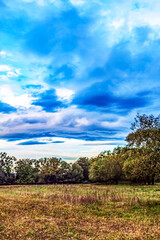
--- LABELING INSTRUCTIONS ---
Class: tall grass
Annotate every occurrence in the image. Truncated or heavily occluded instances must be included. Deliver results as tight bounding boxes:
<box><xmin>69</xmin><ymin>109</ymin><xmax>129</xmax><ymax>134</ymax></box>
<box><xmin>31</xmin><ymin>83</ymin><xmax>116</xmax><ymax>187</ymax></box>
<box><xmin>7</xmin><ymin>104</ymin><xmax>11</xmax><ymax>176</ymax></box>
<box><xmin>0</xmin><ymin>184</ymin><xmax>159</xmax><ymax>240</ymax></box>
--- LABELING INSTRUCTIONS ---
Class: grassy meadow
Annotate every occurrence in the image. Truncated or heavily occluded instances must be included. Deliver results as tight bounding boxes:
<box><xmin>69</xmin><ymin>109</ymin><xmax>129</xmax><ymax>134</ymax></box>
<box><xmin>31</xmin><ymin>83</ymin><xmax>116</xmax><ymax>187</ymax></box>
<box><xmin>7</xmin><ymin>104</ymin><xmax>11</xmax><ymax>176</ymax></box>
<box><xmin>0</xmin><ymin>184</ymin><xmax>160</xmax><ymax>240</ymax></box>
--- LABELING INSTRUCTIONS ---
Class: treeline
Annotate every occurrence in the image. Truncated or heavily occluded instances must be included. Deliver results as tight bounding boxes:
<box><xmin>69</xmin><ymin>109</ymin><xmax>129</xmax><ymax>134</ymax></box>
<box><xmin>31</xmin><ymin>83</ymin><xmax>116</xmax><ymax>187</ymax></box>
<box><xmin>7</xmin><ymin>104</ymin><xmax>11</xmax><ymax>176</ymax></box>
<box><xmin>0</xmin><ymin>114</ymin><xmax>160</xmax><ymax>185</ymax></box>
<box><xmin>0</xmin><ymin>154</ymin><xmax>90</xmax><ymax>185</ymax></box>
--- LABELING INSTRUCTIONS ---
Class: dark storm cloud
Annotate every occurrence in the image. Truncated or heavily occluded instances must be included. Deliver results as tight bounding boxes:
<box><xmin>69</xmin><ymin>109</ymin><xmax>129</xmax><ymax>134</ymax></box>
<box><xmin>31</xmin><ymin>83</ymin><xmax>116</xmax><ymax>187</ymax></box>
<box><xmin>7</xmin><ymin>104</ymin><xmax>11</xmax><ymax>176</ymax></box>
<box><xmin>32</xmin><ymin>89</ymin><xmax>65</xmax><ymax>112</ymax></box>
<box><xmin>73</xmin><ymin>82</ymin><xmax>150</xmax><ymax>113</ymax></box>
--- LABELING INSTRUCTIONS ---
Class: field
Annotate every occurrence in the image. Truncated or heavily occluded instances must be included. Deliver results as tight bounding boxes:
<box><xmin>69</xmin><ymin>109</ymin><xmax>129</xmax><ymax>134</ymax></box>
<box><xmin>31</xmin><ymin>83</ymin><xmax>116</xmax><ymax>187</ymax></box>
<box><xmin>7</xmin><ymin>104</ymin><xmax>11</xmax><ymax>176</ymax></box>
<box><xmin>0</xmin><ymin>184</ymin><xmax>160</xmax><ymax>240</ymax></box>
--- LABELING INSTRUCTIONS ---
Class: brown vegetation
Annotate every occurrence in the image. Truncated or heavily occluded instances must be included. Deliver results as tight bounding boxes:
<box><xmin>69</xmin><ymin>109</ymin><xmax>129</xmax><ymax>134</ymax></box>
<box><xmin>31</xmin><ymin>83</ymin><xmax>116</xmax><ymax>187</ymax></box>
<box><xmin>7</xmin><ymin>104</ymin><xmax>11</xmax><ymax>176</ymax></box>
<box><xmin>0</xmin><ymin>184</ymin><xmax>159</xmax><ymax>239</ymax></box>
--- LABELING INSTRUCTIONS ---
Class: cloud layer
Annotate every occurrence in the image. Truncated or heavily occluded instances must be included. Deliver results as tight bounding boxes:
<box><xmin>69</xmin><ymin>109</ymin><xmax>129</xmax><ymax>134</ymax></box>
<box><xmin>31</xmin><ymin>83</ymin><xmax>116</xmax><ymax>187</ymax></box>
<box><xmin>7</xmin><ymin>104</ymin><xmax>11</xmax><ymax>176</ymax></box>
<box><xmin>0</xmin><ymin>0</ymin><xmax>160</xmax><ymax>159</ymax></box>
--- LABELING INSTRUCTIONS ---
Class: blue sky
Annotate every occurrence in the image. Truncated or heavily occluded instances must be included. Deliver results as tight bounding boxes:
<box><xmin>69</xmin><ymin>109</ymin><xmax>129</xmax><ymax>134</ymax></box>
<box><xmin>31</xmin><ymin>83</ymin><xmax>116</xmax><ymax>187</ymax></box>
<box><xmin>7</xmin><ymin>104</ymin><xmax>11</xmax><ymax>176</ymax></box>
<box><xmin>0</xmin><ymin>0</ymin><xmax>160</xmax><ymax>160</ymax></box>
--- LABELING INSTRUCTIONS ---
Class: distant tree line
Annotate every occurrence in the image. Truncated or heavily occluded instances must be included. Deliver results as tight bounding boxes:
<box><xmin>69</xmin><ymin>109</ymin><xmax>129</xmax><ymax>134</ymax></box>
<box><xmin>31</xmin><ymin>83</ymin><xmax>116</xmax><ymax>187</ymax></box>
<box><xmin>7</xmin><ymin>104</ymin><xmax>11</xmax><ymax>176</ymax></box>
<box><xmin>0</xmin><ymin>114</ymin><xmax>160</xmax><ymax>185</ymax></box>
<box><xmin>0</xmin><ymin>154</ymin><xmax>89</xmax><ymax>185</ymax></box>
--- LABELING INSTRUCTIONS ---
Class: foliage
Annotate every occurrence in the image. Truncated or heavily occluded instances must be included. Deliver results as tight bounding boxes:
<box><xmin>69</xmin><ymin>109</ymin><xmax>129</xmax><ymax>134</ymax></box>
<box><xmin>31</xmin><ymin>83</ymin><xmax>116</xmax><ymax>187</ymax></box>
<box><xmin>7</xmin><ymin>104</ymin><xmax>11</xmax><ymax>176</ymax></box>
<box><xmin>56</xmin><ymin>161</ymin><xmax>71</xmax><ymax>183</ymax></box>
<box><xmin>125</xmin><ymin>114</ymin><xmax>160</xmax><ymax>184</ymax></box>
<box><xmin>76</xmin><ymin>157</ymin><xmax>90</xmax><ymax>181</ymax></box>
<box><xmin>89</xmin><ymin>150</ymin><xmax>123</xmax><ymax>184</ymax></box>
<box><xmin>15</xmin><ymin>159</ymin><xmax>39</xmax><ymax>184</ymax></box>
<box><xmin>57</xmin><ymin>162</ymin><xmax>84</xmax><ymax>183</ymax></box>
<box><xmin>127</xmin><ymin>113</ymin><xmax>160</xmax><ymax>147</ymax></box>
<box><xmin>69</xmin><ymin>163</ymin><xmax>84</xmax><ymax>183</ymax></box>
<box><xmin>39</xmin><ymin>157</ymin><xmax>61</xmax><ymax>184</ymax></box>
<box><xmin>0</xmin><ymin>152</ymin><xmax>16</xmax><ymax>184</ymax></box>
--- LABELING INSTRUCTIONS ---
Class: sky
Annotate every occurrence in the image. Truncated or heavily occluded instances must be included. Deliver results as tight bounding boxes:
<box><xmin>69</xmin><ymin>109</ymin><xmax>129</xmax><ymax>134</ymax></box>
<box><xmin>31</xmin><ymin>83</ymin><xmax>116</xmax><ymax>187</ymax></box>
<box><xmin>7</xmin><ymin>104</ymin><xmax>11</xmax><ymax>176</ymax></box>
<box><xmin>0</xmin><ymin>0</ymin><xmax>160</xmax><ymax>160</ymax></box>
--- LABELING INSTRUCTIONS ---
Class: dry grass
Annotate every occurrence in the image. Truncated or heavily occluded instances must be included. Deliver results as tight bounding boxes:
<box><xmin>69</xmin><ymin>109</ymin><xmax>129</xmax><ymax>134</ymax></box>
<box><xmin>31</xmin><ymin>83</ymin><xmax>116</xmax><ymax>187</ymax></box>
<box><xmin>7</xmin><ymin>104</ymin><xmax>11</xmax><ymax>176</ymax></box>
<box><xmin>0</xmin><ymin>184</ymin><xmax>160</xmax><ymax>239</ymax></box>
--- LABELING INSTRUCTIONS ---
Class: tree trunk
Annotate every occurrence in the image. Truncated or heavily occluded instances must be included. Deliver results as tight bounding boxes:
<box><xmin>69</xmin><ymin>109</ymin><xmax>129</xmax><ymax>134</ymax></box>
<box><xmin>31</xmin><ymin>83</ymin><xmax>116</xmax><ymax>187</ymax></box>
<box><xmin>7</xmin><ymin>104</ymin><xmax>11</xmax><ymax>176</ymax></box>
<box><xmin>151</xmin><ymin>175</ymin><xmax>155</xmax><ymax>185</ymax></box>
<box><xmin>147</xmin><ymin>176</ymin><xmax>151</xmax><ymax>185</ymax></box>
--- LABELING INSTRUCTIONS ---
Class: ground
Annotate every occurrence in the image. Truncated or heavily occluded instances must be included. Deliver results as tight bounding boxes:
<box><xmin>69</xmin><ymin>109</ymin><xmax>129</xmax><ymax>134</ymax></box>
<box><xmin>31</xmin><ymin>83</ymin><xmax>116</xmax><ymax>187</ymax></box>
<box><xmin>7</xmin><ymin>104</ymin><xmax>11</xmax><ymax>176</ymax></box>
<box><xmin>0</xmin><ymin>184</ymin><xmax>159</xmax><ymax>240</ymax></box>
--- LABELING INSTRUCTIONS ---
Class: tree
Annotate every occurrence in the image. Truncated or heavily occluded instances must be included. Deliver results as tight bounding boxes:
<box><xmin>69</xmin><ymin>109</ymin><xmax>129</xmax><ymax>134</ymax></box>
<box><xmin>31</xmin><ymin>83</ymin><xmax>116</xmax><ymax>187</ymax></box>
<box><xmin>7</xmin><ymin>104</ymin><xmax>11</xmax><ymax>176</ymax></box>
<box><xmin>125</xmin><ymin>114</ymin><xmax>160</xmax><ymax>184</ymax></box>
<box><xmin>89</xmin><ymin>151</ymin><xmax>123</xmax><ymax>184</ymax></box>
<box><xmin>56</xmin><ymin>161</ymin><xmax>84</xmax><ymax>183</ymax></box>
<box><xmin>76</xmin><ymin>157</ymin><xmax>90</xmax><ymax>181</ymax></box>
<box><xmin>126</xmin><ymin>113</ymin><xmax>160</xmax><ymax>147</ymax></box>
<box><xmin>15</xmin><ymin>159</ymin><xmax>39</xmax><ymax>184</ymax></box>
<box><xmin>56</xmin><ymin>161</ymin><xmax>71</xmax><ymax>183</ymax></box>
<box><xmin>39</xmin><ymin>157</ymin><xmax>61</xmax><ymax>184</ymax></box>
<box><xmin>0</xmin><ymin>152</ymin><xmax>16</xmax><ymax>184</ymax></box>
<box><xmin>69</xmin><ymin>163</ymin><xmax>84</xmax><ymax>183</ymax></box>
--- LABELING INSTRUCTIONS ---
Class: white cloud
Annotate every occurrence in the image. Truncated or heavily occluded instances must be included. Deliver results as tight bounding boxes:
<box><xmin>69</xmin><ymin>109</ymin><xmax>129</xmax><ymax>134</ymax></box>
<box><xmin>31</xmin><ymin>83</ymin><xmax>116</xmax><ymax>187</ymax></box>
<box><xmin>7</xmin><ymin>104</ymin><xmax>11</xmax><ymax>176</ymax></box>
<box><xmin>110</xmin><ymin>18</ymin><xmax>125</xmax><ymax>29</ymax></box>
<box><xmin>0</xmin><ymin>85</ymin><xmax>33</xmax><ymax>108</ymax></box>
<box><xmin>70</xmin><ymin>0</ymin><xmax>85</xmax><ymax>6</ymax></box>
<box><xmin>101</xmin><ymin>117</ymin><xmax>126</xmax><ymax>128</ymax></box>
<box><xmin>0</xmin><ymin>65</ymin><xmax>21</xmax><ymax>78</ymax></box>
<box><xmin>75</xmin><ymin>117</ymin><xmax>90</xmax><ymax>127</ymax></box>
<box><xmin>129</xmin><ymin>8</ymin><xmax>160</xmax><ymax>29</ymax></box>
<box><xmin>56</xmin><ymin>88</ymin><xmax>74</xmax><ymax>102</ymax></box>
<box><xmin>0</xmin><ymin>65</ymin><xmax>11</xmax><ymax>72</ymax></box>
<box><xmin>0</xmin><ymin>75</ymin><xmax>9</xmax><ymax>82</ymax></box>
<box><xmin>15</xmin><ymin>69</ymin><xmax>21</xmax><ymax>75</ymax></box>
<box><xmin>7</xmin><ymin>71</ymin><xmax>18</xmax><ymax>77</ymax></box>
<box><xmin>0</xmin><ymin>51</ymin><xmax>7</xmax><ymax>58</ymax></box>
<box><xmin>7</xmin><ymin>69</ymin><xmax>21</xmax><ymax>78</ymax></box>
<box><xmin>1</xmin><ymin>137</ymin><xmax>117</xmax><ymax>160</ymax></box>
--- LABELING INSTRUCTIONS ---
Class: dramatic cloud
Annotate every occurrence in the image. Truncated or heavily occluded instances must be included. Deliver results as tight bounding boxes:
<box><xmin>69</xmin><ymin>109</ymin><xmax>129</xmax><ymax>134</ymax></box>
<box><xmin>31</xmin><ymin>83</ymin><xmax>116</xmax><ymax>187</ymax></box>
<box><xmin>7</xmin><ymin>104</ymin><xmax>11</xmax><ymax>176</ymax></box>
<box><xmin>0</xmin><ymin>0</ymin><xmax>160</xmax><ymax>159</ymax></box>
<box><xmin>0</xmin><ymin>101</ymin><xmax>17</xmax><ymax>113</ymax></box>
<box><xmin>73</xmin><ymin>82</ymin><xmax>150</xmax><ymax>113</ymax></box>
<box><xmin>32</xmin><ymin>89</ymin><xmax>65</xmax><ymax>111</ymax></box>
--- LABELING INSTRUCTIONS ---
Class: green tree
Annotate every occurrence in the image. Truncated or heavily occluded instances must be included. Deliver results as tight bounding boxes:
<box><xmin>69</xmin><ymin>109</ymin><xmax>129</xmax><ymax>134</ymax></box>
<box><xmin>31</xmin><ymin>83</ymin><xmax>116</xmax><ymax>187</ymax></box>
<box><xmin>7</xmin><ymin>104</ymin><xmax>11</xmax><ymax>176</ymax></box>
<box><xmin>56</xmin><ymin>161</ymin><xmax>71</xmax><ymax>183</ymax></box>
<box><xmin>0</xmin><ymin>152</ymin><xmax>16</xmax><ymax>184</ymax></box>
<box><xmin>39</xmin><ymin>157</ymin><xmax>61</xmax><ymax>184</ymax></box>
<box><xmin>125</xmin><ymin>114</ymin><xmax>160</xmax><ymax>184</ymax></box>
<box><xmin>70</xmin><ymin>163</ymin><xmax>84</xmax><ymax>183</ymax></box>
<box><xmin>15</xmin><ymin>159</ymin><xmax>39</xmax><ymax>184</ymax></box>
<box><xmin>89</xmin><ymin>151</ymin><xmax>123</xmax><ymax>184</ymax></box>
<box><xmin>76</xmin><ymin>157</ymin><xmax>90</xmax><ymax>181</ymax></box>
<box><xmin>56</xmin><ymin>161</ymin><xmax>84</xmax><ymax>183</ymax></box>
